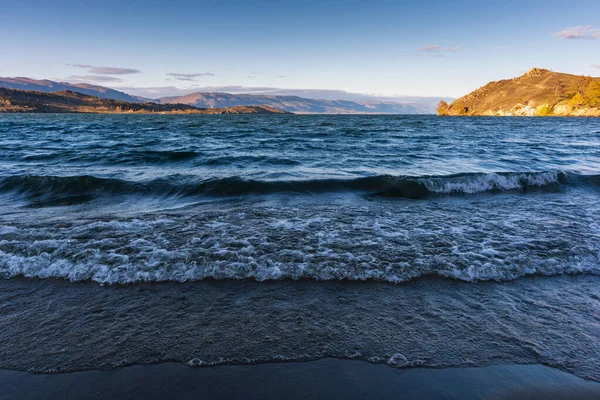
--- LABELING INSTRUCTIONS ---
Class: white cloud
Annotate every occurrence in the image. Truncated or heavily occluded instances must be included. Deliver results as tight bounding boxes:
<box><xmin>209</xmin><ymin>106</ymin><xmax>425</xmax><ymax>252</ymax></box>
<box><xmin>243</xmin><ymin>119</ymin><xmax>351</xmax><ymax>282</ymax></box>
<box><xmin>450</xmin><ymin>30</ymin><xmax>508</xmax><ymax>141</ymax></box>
<box><xmin>166</xmin><ymin>72</ymin><xmax>215</xmax><ymax>81</ymax></box>
<box><xmin>66</xmin><ymin>75</ymin><xmax>122</xmax><ymax>83</ymax></box>
<box><xmin>418</xmin><ymin>45</ymin><xmax>462</xmax><ymax>56</ymax></box>
<box><xmin>70</xmin><ymin>64</ymin><xmax>141</xmax><ymax>75</ymax></box>
<box><xmin>554</xmin><ymin>26</ymin><xmax>600</xmax><ymax>40</ymax></box>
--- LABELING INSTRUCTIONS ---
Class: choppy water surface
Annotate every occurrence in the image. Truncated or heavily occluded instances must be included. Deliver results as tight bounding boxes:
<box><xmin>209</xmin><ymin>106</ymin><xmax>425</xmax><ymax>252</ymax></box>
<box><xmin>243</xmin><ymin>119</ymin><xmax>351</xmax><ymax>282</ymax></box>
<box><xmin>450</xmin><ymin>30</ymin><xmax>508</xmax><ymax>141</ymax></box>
<box><xmin>1</xmin><ymin>114</ymin><xmax>599</xmax><ymax>284</ymax></box>
<box><xmin>1</xmin><ymin>114</ymin><xmax>600</xmax><ymax>380</ymax></box>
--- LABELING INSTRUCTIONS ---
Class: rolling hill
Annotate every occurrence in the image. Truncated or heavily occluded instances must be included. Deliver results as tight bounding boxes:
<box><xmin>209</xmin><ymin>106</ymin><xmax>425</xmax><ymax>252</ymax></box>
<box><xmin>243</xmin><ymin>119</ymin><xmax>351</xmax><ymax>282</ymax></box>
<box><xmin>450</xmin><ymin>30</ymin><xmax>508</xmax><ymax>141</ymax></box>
<box><xmin>0</xmin><ymin>77</ymin><xmax>443</xmax><ymax>114</ymax></box>
<box><xmin>156</xmin><ymin>92</ymin><xmax>433</xmax><ymax>114</ymax></box>
<box><xmin>0</xmin><ymin>88</ymin><xmax>288</xmax><ymax>114</ymax></box>
<box><xmin>0</xmin><ymin>77</ymin><xmax>149</xmax><ymax>103</ymax></box>
<box><xmin>438</xmin><ymin>68</ymin><xmax>600</xmax><ymax>117</ymax></box>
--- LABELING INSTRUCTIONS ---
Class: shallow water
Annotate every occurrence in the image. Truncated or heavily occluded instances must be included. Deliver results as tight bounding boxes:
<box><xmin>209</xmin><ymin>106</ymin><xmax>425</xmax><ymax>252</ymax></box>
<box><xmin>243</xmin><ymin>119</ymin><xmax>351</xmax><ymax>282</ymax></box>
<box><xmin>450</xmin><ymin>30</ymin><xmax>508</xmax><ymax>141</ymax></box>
<box><xmin>2</xmin><ymin>276</ymin><xmax>600</xmax><ymax>381</ymax></box>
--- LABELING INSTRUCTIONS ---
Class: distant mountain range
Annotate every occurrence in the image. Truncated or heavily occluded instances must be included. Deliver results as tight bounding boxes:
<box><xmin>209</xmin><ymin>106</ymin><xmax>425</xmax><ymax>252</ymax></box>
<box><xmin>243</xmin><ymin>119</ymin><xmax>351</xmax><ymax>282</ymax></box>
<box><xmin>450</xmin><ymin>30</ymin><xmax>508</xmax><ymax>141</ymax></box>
<box><xmin>0</xmin><ymin>77</ymin><xmax>444</xmax><ymax>114</ymax></box>
<box><xmin>0</xmin><ymin>87</ymin><xmax>288</xmax><ymax>114</ymax></box>
<box><xmin>439</xmin><ymin>68</ymin><xmax>600</xmax><ymax>117</ymax></box>
<box><xmin>0</xmin><ymin>77</ymin><xmax>149</xmax><ymax>103</ymax></box>
<box><xmin>155</xmin><ymin>92</ymin><xmax>431</xmax><ymax>114</ymax></box>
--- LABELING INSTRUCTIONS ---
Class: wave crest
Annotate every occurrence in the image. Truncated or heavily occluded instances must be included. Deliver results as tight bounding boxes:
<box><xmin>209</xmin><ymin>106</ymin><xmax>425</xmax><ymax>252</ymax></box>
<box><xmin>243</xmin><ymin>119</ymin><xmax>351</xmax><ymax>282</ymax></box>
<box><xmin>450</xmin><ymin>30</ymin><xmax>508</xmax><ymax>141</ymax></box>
<box><xmin>0</xmin><ymin>170</ymin><xmax>590</xmax><ymax>206</ymax></box>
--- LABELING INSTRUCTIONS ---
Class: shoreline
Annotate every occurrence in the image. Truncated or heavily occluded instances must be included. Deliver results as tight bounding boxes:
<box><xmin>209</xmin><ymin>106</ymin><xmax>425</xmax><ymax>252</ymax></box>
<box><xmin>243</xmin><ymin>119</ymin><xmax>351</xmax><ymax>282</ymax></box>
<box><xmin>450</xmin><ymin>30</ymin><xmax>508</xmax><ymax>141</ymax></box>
<box><xmin>1</xmin><ymin>275</ymin><xmax>600</xmax><ymax>381</ymax></box>
<box><xmin>2</xmin><ymin>359</ymin><xmax>600</xmax><ymax>400</ymax></box>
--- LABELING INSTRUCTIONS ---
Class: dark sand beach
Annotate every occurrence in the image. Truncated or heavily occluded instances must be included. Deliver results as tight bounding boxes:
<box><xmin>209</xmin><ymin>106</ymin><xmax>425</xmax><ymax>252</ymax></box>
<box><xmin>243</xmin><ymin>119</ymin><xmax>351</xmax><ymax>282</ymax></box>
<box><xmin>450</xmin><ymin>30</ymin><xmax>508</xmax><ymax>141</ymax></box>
<box><xmin>2</xmin><ymin>359</ymin><xmax>600</xmax><ymax>400</ymax></box>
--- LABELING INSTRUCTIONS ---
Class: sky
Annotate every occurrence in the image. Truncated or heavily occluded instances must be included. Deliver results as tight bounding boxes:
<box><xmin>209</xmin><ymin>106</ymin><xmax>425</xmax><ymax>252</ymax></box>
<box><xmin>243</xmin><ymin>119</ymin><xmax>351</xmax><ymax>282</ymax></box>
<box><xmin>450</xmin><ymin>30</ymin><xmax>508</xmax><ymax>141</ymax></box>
<box><xmin>1</xmin><ymin>0</ymin><xmax>599</xmax><ymax>99</ymax></box>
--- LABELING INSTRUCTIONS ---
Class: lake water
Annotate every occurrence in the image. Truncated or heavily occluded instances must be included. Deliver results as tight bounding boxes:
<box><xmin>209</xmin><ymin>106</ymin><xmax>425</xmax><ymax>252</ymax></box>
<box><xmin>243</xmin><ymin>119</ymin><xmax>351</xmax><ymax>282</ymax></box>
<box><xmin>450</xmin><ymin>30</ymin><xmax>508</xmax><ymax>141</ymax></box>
<box><xmin>1</xmin><ymin>114</ymin><xmax>599</xmax><ymax>283</ymax></box>
<box><xmin>1</xmin><ymin>114</ymin><xmax>599</xmax><ymax>379</ymax></box>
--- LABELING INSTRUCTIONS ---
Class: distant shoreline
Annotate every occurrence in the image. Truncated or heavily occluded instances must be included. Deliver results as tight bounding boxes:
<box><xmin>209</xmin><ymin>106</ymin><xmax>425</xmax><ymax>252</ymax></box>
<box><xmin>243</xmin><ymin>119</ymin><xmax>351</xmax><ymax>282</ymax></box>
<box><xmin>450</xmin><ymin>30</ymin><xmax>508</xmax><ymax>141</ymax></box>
<box><xmin>0</xmin><ymin>88</ymin><xmax>290</xmax><ymax>115</ymax></box>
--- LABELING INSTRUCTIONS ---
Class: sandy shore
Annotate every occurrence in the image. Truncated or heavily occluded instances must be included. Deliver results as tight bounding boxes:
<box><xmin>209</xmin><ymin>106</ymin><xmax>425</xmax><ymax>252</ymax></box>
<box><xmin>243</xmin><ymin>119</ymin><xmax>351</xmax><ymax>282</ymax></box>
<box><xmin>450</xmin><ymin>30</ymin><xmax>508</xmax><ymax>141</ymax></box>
<box><xmin>2</xmin><ymin>359</ymin><xmax>600</xmax><ymax>400</ymax></box>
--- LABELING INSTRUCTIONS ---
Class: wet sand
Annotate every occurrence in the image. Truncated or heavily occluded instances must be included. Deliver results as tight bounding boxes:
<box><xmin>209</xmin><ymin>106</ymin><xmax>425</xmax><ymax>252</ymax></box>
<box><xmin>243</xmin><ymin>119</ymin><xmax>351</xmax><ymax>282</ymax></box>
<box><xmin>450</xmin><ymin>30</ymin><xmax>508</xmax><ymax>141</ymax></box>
<box><xmin>2</xmin><ymin>359</ymin><xmax>600</xmax><ymax>400</ymax></box>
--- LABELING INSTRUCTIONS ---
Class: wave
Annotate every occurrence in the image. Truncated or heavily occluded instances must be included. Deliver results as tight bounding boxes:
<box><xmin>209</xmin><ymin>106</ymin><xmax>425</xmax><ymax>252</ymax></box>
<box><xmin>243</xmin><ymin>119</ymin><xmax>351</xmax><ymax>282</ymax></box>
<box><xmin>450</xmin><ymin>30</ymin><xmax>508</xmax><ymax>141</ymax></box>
<box><xmin>202</xmin><ymin>155</ymin><xmax>301</xmax><ymax>166</ymax></box>
<box><xmin>129</xmin><ymin>150</ymin><xmax>200</xmax><ymax>163</ymax></box>
<box><xmin>1</xmin><ymin>221</ymin><xmax>598</xmax><ymax>284</ymax></box>
<box><xmin>0</xmin><ymin>171</ymin><xmax>594</xmax><ymax>206</ymax></box>
<box><xmin>17</xmin><ymin>152</ymin><xmax>304</xmax><ymax>167</ymax></box>
<box><xmin>1</xmin><ymin>249</ymin><xmax>599</xmax><ymax>285</ymax></box>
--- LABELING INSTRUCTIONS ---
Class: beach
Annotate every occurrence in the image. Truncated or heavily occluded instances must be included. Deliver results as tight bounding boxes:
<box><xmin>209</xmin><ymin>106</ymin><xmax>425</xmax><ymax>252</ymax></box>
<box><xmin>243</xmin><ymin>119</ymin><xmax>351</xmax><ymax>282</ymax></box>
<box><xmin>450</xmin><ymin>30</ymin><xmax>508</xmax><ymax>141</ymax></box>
<box><xmin>3</xmin><ymin>359</ymin><xmax>600</xmax><ymax>400</ymax></box>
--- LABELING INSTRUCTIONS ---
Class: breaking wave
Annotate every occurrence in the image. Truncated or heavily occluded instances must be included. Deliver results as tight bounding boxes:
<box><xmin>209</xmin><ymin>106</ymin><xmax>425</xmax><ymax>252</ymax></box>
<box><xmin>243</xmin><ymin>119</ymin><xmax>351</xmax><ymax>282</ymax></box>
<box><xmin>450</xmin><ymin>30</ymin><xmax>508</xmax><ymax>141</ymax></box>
<box><xmin>1</xmin><ymin>185</ymin><xmax>599</xmax><ymax>285</ymax></box>
<box><xmin>0</xmin><ymin>235</ymin><xmax>598</xmax><ymax>285</ymax></box>
<box><xmin>0</xmin><ymin>171</ymin><xmax>593</xmax><ymax>206</ymax></box>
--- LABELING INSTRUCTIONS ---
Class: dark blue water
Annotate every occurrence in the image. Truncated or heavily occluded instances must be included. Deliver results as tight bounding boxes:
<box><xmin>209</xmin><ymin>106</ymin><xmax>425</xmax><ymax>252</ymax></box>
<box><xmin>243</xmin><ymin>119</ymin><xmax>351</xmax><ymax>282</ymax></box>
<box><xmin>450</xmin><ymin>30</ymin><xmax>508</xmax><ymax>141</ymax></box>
<box><xmin>1</xmin><ymin>114</ymin><xmax>600</xmax><ymax>283</ymax></box>
<box><xmin>3</xmin><ymin>114</ymin><xmax>600</xmax><ymax>381</ymax></box>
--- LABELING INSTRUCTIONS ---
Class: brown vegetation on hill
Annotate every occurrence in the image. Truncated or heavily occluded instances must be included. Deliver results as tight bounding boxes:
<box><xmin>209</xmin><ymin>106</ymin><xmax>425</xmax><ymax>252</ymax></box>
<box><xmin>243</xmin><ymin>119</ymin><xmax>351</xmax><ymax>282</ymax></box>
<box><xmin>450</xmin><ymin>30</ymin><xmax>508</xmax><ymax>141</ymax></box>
<box><xmin>0</xmin><ymin>77</ymin><xmax>443</xmax><ymax>114</ymax></box>
<box><xmin>0</xmin><ymin>88</ymin><xmax>289</xmax><ymax>114</ymax></box>
<box><xmin>439</xmin><ymin>68</ymin><xmax>600</xmax><ymax>117</ymax></box>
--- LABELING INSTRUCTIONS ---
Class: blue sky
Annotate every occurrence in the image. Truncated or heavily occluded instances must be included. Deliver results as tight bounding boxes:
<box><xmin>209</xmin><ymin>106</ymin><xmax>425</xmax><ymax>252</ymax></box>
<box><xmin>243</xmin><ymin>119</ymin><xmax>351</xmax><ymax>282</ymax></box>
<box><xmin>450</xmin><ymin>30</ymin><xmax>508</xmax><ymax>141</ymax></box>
<box><xmin>1</xmin><ymin>0</ymin><xmax>599</xmax><ymax>98</ymax></box>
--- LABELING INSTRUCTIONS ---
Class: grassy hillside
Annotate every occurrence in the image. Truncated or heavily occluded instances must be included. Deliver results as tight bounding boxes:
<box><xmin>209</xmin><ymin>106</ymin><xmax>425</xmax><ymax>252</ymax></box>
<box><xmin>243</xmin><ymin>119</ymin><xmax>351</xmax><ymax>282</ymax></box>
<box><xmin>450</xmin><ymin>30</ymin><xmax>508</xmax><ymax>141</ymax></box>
<box><xmin>0</xmin><ymin>88</ymin><xmax>289</xmax><ymax>114</ymax></box>
<box><xmin>438</xmin><ymin>68</ymin><xmax>600</xmax><ymax>117</ymax></box>
<box><xmin>1</xmin><ymin>77</ymin><xmax>444</xmax><ymax>114</ymax></box>
<box><xmin>0</xmin><ymin>77</ymin><xmax>148</xmax><ymax>103</ymax></box>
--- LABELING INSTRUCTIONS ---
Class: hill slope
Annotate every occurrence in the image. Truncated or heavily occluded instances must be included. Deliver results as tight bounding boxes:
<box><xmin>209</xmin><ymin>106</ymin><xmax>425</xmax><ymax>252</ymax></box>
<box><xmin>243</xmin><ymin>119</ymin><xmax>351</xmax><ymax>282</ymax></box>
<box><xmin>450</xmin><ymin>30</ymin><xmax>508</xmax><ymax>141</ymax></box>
<box><xmin>0</xmin><ymin>88</ymin><xmax>288</xmax><ymax>114</ymax></box>
<box><xmin>0</xmin><ymin>77</ymin><xmax>448</xmax><ymax>114</ymax></box>
<box><xmin>438</xmin><ymin>68</ymin><xmax>600</xmax><ymax>117</ymax></box>
<box><xmin>157</xmin><ymin>92</ymin><xmax>432</xmax><ymax>114</ymax></box>
<box><xmin>0</xmin><ymin>77</ymin><xmax>149</xmax><ymax>103</ymax></box>
<box><xmin>0</xmin><ymin>77</ymin><xmax>444</xmax><ymax>114</ymax></box>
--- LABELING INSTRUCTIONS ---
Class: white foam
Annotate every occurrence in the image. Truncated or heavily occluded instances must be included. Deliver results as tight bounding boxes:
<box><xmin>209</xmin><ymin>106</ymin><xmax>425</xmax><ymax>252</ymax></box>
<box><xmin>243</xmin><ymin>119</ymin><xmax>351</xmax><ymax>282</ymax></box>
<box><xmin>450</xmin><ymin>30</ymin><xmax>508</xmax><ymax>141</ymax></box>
<box><xmin>0</xmin><ymin>225</ymin><xmax>18</xmax><ymax>235</ymax></box>
<box><xmin>187</xmin><ymin>358</ymin><xmax>206</xmax><ymax>367</ymax></box>
<box><xmin>1</xmin><ymin>195</ymin><xmax>599</xmax><ymax>285</ymax></box>
<box><xmin>423</xmin><ymin>171</ymin><xmax>561</xmax><ymax>194</ymax></box>
<box><xmin>387</xmin><ymin>353</ymin><xmax>410</xmax><ymax>367</ymax></box>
